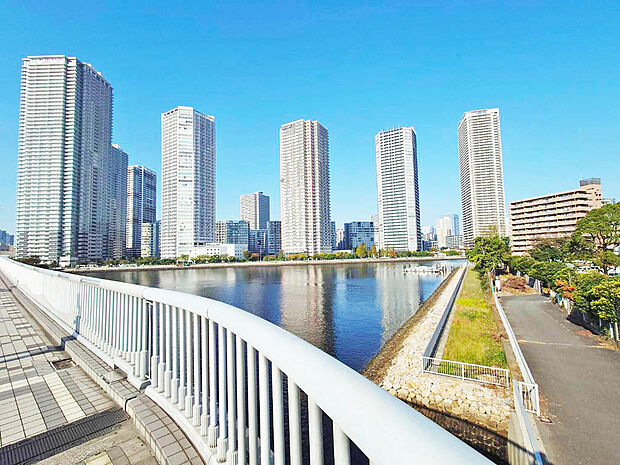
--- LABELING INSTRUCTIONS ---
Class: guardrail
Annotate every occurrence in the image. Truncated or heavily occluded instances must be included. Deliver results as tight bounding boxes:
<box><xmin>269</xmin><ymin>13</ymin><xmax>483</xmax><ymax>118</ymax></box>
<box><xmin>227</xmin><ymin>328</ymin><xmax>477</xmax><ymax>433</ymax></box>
<box><xmin>422</xmin><ymin>356</ymin><xmax>509</xmax><ymax>388</ymax></box>
<box><xmin>0</xmin><ymin>257</ymin><xmax>492</xmax><ymax>465</ymax></box>
<box><xmin>491</xmin><ymin>286</ymin><xmax>540</xmax><ymax>415</ymax></box>
<box><xmin>511</xmin><ymin>382</ymin><xmax>545</xmax><ymax>465</ymax></box>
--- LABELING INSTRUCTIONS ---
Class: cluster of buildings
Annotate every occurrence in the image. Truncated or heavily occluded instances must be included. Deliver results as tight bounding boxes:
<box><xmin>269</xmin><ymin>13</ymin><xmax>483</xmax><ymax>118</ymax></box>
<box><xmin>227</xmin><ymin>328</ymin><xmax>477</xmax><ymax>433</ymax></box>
<box><xmin>11</xmin><ymin>55</ymin><xmax>615</xmax><ymax>265</ymax></box>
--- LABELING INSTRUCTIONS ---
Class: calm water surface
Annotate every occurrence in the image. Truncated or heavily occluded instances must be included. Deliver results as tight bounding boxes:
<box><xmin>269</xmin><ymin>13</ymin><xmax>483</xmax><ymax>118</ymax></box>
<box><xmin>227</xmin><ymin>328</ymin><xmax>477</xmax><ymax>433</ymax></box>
<box><xmin>88</xmin><ymin>260</ymin><xmax>462</xmax><ymax>371</ymax></box>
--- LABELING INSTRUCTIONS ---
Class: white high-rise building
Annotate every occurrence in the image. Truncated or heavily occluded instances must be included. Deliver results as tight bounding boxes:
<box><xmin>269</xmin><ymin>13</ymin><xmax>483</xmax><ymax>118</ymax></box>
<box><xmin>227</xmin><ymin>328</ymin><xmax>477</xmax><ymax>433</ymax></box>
<box><xmin>375</xmin><ymin>127</ymin><xmax>422</xmax><ymax>251</ymax></box>
<box><xmin>106</xmin><ymin>145</ymin><xmax>128</xmax><ymax>259</ymax></box>
<box><xmin>16</xmin><ymin>55</ymin><xmax>113</xmax><ymax>265</ymax></box>
<box><xmin>458</xmin><ymin>108</ymin><xmax>507</xmax><ymax>248</ymax></box>
<box><xmin>240</xmin><ymin>191</ymin><xmax>270</xmax><ymax>229</ymax></box>
<box><xmin>436</xmin><ymin>214</ymin><xmax>460</xmax><ymax>249</ymax></box>
<box><xmin>127</xmin><ymin>165</ymin><xmax>157</xmax><ymax>257</ymax></box>
<box><xmin>161</xmin><ymin>106</ymin><xmax>215</xmax><ymax>258</ymax></box>
<box><xmin>280</xmin><ymin>119</ymin><xmax>332</xmax><ymax>255</ymax></box>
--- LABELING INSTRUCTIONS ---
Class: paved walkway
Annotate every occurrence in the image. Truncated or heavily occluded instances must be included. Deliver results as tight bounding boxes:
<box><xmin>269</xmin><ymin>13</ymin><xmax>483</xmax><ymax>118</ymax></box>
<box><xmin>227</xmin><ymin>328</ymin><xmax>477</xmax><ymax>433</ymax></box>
<box><xmin>0</xmin><ymin>282</ymin><xmax>157</xmax><ymax>464</ymax></box>
<box><xmin>501</xmin><ymin>294</ymin><xmax>620</xmax><ymax>465</ymax></box>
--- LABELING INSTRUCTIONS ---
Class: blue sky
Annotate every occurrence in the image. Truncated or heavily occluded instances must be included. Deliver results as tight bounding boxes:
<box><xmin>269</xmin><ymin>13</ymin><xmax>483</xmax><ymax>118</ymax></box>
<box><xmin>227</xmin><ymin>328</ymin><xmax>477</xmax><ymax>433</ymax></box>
<box><xmin>0</xmin><ymin>1</ymin><xmax>618</xmax><ymax>232</ymax></box>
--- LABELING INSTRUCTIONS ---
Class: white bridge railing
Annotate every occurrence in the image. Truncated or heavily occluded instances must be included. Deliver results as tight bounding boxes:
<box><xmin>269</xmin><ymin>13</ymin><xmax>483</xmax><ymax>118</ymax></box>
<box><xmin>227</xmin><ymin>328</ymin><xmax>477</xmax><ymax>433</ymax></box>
<box><xmin>422</xmin><ymin>356</ymin><xmax>510</xmax><ymax>387</ymax></box>
<box><xmin>0</xmin><ymin>257</ymin><xmax>492</xmax><ymax>465</ymax></box>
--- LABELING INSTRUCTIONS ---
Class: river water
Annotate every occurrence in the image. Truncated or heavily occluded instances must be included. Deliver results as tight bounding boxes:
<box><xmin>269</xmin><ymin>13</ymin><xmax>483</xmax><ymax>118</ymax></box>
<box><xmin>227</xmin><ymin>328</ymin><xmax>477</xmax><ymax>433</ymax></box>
<box><xmin>87</xmin><ymin>260</ymin><xmax>462</xmax><ymax>372</ymax></box>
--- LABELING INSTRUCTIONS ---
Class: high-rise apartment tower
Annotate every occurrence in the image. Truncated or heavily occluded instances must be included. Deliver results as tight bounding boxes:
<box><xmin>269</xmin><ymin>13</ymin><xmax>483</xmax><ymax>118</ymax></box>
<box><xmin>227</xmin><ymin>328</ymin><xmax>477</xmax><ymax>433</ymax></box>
<box><xmin>280</xmin><ymin>119</ymin><xmax>332</xmax><ymax>254</ymax></box>
<box><xmin>126</xmin><ymin>165</ymin><xmax>157</xmax><ymax>257</ymax></box>
<box><xmin>161</xmin><ymin>106</ymin><xmax>215</xmax><ymax>258</ymax></box>
<box><xmin>16</xmin><ymin>55</ymin><xmax>114</xmax><ymax>265</ymax></box>
<box><xmin>240</xmin><ymin>191</ymin><xmax>270</xmax><ymax>229</ymax></box>
<box><xmin>458</xmin><ymin>108</ymin><xmax>506</xmax><ymax>248</ymax></box>
<box><xmin>375</xmin><ymin>127</ymin><xmax>422</xmax><ymax>251</ymax></box>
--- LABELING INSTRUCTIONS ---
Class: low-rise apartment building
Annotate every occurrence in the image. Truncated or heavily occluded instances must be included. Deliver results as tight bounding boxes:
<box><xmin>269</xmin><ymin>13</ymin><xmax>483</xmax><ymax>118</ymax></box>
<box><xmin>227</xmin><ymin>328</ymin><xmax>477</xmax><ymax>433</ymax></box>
<box><xmin>509</xmin><ymin>178</ymin><xmax>602</xmax><ymax>255</ymax></box>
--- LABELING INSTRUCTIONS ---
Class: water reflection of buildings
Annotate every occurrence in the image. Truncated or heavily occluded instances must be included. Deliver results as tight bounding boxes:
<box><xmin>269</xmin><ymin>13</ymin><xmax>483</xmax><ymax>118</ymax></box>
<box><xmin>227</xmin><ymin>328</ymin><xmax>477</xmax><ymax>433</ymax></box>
<box><xmin>279</xmin><ymin>265</ymin><xmax>334</xmax><ymax>355</ymax></box>
<box><xmin>376</xmin><ymin>264</ymin><xmax>424</xmax><ymax>343</ymax></box>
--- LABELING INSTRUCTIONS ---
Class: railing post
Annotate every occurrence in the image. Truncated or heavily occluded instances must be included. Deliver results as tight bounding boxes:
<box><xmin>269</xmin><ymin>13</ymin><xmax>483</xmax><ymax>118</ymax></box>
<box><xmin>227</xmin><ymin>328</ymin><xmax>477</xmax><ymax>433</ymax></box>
<box><xmin>333</xmin><ymin>424</ymin><xmax>351</xmax><ymax>465</ymax></box>
<box><xmin>247</xmin><ymin>346</ymin><xmax>258</xmax><ymax>465</ymax></box>
<box><xmin>192</xmin><ymin>312</ymin><xmax>201</xmax><ymax>426</ymax></box>
<box><xmin>461</xmin><ymin>362</ymin><xmax>465</xmax><ymax>380</ymax></box>
<box><xmin>171</xmin><ymin>306</ymin><xmax>179</xmax><ymax>404</ymax></box>
<box><xmin>259</xmin><ymin>354</ymin><xmax>270</xmax><ymax>465</ymax></box>
<box><xmin>288</xmin><ymin>379</ymin><xmax>302</xmax><ymax>465</ymax></box>
<box><xmin>226</xmin><ymin>330</ymin><xmax>238</xmax><ymax>464</ymax></box>
<box><xmin>208</xmin><ymin>320</ymin><xmax>218</xmax><ymax>447</ymax></box>
<box><xmin>236</xmin><ymin>336</ymin><xmax>247</xmax><ymax>465</ymax></box>
<box><xmin>308</xmin><ymin>399</ymin><xmax>324</xmax><ymax>465</ymax></box>
<box><xmin>185</xmin><ymin>309</ymin><xmax>194</xmax><ymax>417</ymax></box>
<box><xmin>217</xmin><ymin>325</ymin><xmax>228</xmax><ymax>462</ymax></box>
<box><xmin>272</xmin><ymin>366</ymin><xmax>285</xmax><ymax>465</ymax></box>
<box><xmin>200</xmin><ymin>316</ymin><xmax>209</xmax><ymax>436</ymax></box>
<box><xmin>151</xmin><ymin>302</ymin><xmax>159</xmax><ymax>388</ymax></box>
<box><xmin>140</xmin><ymin>299</ymin><xmax>149</xmax><ymax>381</ymax></box>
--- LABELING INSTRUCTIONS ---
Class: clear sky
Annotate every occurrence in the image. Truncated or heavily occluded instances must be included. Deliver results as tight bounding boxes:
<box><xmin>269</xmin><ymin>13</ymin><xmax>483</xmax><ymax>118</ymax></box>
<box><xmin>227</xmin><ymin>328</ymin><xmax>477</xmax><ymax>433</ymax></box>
<box><xmin>0</xmin><ymin>1</ymin><xmax>618</xmax><ymax>233</ymax></box>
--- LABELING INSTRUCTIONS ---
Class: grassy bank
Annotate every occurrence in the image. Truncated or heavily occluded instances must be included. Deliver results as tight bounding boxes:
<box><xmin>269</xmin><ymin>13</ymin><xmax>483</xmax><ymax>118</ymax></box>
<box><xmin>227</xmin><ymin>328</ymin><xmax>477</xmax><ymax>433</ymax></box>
<box><xmin>442</xmin><ymin>269</ymin><xmax>507</xmax><ymax>368</ymax></box>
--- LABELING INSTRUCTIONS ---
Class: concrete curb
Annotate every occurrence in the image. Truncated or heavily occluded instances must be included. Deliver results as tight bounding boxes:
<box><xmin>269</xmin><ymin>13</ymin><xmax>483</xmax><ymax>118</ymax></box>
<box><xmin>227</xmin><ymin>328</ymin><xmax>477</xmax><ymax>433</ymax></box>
<box><xmin>0</xmin><ymin>273</ymin><xmax>204</xmax><ymax>465</ymax></box>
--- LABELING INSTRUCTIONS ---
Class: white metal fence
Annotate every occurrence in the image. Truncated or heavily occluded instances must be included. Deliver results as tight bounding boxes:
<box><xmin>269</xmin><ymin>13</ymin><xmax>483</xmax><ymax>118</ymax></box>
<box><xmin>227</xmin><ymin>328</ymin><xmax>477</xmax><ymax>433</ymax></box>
<box><xmin>0</xmin><ymin>257</ymin><xmax>492</xmax><ymax>465</ymax></box>
<box><xmin>422</xmin><ymin>356</ymin><xmax>510</xmax><ymax>387</ymax></box>
<box><xmin>511</xmin><ymin>382</ymin><xmax>545</xmax><ymax>465</ymax></box>
<box><xmin>491</xmin><ymin>287</ymin><xmax>540</xmax><ymax>416</ymax></box>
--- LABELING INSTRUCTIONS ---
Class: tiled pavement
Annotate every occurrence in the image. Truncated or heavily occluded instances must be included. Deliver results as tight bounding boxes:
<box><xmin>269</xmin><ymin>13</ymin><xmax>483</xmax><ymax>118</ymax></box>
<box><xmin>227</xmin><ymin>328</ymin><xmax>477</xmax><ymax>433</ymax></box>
<box><xmin>0</xmin><ymin>286</ymin><xmax>117</xmax><ymax>447</ymax></box>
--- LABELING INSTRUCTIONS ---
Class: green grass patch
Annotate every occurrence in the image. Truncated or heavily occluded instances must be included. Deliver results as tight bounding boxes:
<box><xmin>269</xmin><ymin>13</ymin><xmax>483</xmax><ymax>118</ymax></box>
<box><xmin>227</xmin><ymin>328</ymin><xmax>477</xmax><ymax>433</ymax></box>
<box><xmin>442</xmin><ymin>269</ymin><xmax>507</xmax><ymax>368</ymax></box>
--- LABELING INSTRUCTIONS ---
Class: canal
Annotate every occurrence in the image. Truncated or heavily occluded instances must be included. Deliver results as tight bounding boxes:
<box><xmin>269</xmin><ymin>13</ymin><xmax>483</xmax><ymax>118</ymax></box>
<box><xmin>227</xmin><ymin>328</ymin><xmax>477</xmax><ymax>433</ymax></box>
<box><xmin>87</xmin><ymin>260</ymin><xmax>462</xmax><ymax>372</ymax></box>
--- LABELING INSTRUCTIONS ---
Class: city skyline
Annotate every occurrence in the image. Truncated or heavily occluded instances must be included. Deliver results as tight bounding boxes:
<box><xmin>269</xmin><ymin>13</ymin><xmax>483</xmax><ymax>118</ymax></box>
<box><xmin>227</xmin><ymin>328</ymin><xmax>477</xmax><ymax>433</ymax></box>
<box><xmin>0</xmin><ymin>3</ymin><xmax>617</xmax><ymax>233</ymax></box>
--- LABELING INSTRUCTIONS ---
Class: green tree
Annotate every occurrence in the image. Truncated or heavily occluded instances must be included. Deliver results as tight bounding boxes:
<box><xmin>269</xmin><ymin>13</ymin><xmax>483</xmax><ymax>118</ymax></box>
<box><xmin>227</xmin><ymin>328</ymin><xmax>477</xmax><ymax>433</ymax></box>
<box><xmin>588</xmin><ymin>279</ymin><xmax>620</xmax><ymax>342</ymax></box>
<box><xmin>243</xmin><ymin>250</ymin><xmax>252</xmax><ymax>260</ymax></box>
<box><xmin>529</xmin><ymin>237</ymin><xmax>568</xmax><ymax>262</ymax></box>
<box><xmin>570</xmin><ymin>203</ymin><xmax>620</xmax><ymax>274</ymax></box>
<box><xmin>356</xmin><ymin>243</ymin><xmax>368</xmax><ymax>258</ymax></box>
<box><xmin>370</xmin><ymin>244</ymin><xmax>377</xmax><ymax>258</ymax></box>
<box><xmin>466</xmin><ymin>235</ymin><xmax>510</xmax><ymax>277</ymax></box>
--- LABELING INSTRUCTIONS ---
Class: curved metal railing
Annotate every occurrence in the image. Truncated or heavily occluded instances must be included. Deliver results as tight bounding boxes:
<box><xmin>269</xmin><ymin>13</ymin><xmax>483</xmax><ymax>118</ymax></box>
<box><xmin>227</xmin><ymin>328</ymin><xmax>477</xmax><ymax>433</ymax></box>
<box><xmin>0</xmin><ymin>257</ymin><xmax>491</xmax><ymax>465</ymax></box>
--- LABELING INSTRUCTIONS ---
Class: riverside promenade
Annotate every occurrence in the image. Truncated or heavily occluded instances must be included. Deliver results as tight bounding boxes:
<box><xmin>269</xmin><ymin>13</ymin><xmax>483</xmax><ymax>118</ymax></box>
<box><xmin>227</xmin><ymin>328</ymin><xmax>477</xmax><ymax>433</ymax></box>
<box><xmin>501</xmin><ymin>294</ymin><xmax>620</xmax><ymax>465</ymax></box>
<box><xmin>0</xmin><ymin>274</ymin><xmax>203</xmax><ymax>465</ymax></box>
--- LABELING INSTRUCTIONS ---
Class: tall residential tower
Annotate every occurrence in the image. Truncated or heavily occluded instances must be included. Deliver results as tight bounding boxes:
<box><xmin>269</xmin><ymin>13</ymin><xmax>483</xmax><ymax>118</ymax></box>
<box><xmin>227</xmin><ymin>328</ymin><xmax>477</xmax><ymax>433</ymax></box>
<box><xmin>126</xmin><ymin>165</ymin><xmax>157</xmax><ymax>257</ymax></box>
<box><xmin>16</xmin><ymin>55</ymin><xmax>113</xmax><ymax>265</ymax></box>
<box><xmin>458</xmin><ymin>108</ymin><xmax>506</xmax><ymax>247</ymax></box>
<box><xmin>240</xmin><ymin>191</ymin><xmax>270</xmax><ymax>229</ymax></box>
<box><xmin>280</xmin><ymin>119</ymin><xmax>332</xmax><ymax>255</ymax></box>
<box><xmin>375</xmin><ymin>127</ymin><xmax>422</xmax><ymax>251</ymax></box>
<box><xmin>106</xmin><ymin>145</ymin><xmax>128</xmax><ymax>259</ymax></box>
<box><xmin>161</xmin><ymin>106</ymin><xmax>215</xmax><ymax>258</ymax></box>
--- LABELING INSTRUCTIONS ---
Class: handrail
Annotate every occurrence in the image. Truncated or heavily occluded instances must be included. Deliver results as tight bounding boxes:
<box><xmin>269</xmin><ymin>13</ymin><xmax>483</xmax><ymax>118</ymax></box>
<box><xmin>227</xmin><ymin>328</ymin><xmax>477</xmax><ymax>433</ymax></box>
<box><xmin>0</xmin><ymin>257</ymin><xmax>492</xmax><ymax>465</ymax></box>
<box><xmin>513</xmin><ymin>382</ymin><xmax>545</xmax><ymax>465</ymax></box>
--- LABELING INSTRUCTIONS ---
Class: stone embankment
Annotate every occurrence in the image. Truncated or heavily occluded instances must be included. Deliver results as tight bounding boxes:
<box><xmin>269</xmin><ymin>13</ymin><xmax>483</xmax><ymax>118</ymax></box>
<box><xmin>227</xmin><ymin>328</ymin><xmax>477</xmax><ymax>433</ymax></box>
<box><xmin>365</xmin><ymin>267</ymin><xmax>512</xmax><ymax>449</ymax></box>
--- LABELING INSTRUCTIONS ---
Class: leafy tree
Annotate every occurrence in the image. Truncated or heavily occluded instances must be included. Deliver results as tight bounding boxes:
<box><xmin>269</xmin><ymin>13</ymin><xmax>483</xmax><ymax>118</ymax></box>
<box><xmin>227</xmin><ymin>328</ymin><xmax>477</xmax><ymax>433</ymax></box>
<box><xmin>370</xmin><ymin>244</ymin><xmax>377</xmax><ymax>258</ymax></box>
<box><xmin>588</xmin><ymin>279</ymin><xmax>620</xmax><ymax>325</ymax></box>
<box><xmin>277</xmin><ymin>250</ymin><xmax>285</xmax><ymax>261</ymax></box>
<box><xmin>466</xmin><ymin>235</ymin><xmax>510</xmax><ymax>276</ymax></box>
<box><xmin>570</xmin><ymin>203</ymin><xmax>620</xmax><ymax>274</ymax></box>
<box><xmin>356</xmin><ymin>243</ymin><xmax>368</xmax><ymax>258</ymax></box>
<box><xmin>243</xmin><ymin>250</ymin><xmax>252</xmax><ymax>260</ymax></box>
<box><xmin>573</xmin><ymin>272</ymin><xmax>608</xmax><ymax>314</ymax></box>
<box><xmin>529</xmin><ymin>237</ymin><xmax>568</xmax><ymax>262</ymax></box>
